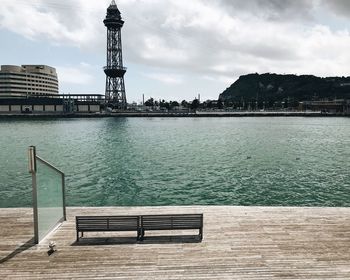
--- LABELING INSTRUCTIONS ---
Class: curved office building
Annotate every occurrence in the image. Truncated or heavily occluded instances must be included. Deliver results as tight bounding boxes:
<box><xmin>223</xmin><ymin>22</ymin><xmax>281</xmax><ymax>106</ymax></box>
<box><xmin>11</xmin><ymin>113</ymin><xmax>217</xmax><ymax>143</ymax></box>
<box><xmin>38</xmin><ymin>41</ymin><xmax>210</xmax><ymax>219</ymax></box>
<box><xmin>0</xmin><ymin>65</ymin><xmax>59</xmax><ymax>97</ymax></box>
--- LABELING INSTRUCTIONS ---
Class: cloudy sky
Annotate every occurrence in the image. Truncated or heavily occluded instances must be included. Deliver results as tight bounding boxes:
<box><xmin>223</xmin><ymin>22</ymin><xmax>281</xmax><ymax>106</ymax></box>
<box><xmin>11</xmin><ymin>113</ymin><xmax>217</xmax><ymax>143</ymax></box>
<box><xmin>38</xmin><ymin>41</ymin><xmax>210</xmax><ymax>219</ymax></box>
<box><xmin>1</xmin><ymin>0</ymin><xmax>350</xmax><ymax>102</ymax></box>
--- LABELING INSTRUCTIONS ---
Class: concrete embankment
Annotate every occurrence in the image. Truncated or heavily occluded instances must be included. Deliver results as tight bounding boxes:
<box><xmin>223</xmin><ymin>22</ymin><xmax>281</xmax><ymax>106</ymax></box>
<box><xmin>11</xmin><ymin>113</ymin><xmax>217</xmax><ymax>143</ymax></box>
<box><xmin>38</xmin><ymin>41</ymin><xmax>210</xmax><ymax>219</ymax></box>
<box><xmin>0</xmin><ymin>111</ymin><xmax>347</xmax><ymax>118</ymax></box>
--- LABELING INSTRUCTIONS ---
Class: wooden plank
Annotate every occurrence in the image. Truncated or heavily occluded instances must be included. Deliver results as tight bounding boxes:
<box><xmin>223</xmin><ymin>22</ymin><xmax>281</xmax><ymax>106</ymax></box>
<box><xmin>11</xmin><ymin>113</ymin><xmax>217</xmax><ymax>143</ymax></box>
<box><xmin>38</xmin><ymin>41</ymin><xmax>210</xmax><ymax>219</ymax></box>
<box><xmin>0</xmin><ymin>206</ymin><xmax>350</xmax><ymax>279</ymax></box>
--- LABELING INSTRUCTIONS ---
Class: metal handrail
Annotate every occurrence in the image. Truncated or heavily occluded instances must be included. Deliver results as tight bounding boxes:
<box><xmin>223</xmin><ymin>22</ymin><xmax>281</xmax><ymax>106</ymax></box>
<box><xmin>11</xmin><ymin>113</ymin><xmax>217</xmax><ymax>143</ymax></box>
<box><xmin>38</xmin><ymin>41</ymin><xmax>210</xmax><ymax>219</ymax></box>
<box><xmin>36</xmin><ymin>156</ymin><xmax>64</xmax><ymax>175</ymax></box>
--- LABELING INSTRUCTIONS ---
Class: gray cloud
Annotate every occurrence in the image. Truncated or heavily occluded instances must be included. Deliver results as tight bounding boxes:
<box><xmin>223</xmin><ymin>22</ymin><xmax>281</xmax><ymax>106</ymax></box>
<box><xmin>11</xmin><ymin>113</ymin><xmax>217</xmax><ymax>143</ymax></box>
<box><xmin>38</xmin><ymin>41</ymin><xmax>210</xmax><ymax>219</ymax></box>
<box><xmin>1</xmin><ymin>0</ymin><xmax>350</xmax><ymax>95</ymax></box>
<box><xmin>214</xmin><ymin>0</ymin><xmax>314</xmax><ymax>21</ymax></box>
<box><xmin>121</xmin><ymin>0</ymin><xmax>306</xmax><ymax>73</ymax></box>
<box><xmin>322</xmin><ymin>0</ymin><xmax>350</xmax><ymax>17</ymax></box>
<box><xmin>113</xmin><ymin>0</ymin><xmax>350</xmax><ymax>81</ymax></box>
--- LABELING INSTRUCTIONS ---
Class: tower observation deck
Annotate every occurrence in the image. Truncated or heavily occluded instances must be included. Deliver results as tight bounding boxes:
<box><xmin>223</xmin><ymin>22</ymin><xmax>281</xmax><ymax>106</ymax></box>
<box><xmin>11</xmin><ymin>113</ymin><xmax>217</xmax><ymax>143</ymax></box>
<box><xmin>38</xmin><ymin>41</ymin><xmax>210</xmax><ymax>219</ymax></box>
<box><xmin>103</xmin><ymin>0</ymin><xmax>127</xmax><ymax>109</ymax></box>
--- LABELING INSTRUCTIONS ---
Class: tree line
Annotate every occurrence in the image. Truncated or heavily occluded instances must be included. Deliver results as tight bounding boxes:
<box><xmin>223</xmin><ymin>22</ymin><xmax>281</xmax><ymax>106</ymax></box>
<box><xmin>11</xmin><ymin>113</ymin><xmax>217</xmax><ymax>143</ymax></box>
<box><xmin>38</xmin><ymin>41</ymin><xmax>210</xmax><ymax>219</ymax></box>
<box><xmin>143</xmin><ymin>98</ymin><xmax>225</xmax><ymax>110</ymax></box>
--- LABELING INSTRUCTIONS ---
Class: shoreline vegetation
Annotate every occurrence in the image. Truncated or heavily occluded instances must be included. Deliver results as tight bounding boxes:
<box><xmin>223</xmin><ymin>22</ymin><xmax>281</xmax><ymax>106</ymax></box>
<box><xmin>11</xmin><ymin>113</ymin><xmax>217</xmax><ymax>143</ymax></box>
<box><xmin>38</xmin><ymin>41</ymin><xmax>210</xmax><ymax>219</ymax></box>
<box><xmin>220</xmin><ymin>73</ymin><xmax>350</xmax><ymax>102</ymax></box>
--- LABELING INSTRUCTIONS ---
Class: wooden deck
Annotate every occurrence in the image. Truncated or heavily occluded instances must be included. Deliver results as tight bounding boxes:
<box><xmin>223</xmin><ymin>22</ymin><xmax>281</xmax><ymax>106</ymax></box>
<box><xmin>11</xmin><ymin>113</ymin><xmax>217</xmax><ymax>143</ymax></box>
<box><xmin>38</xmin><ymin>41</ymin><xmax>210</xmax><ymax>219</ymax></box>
<box><xmin>1</xmin><ymin>206</ymin><xmax>350</xmax><ymax>279</ymax></box>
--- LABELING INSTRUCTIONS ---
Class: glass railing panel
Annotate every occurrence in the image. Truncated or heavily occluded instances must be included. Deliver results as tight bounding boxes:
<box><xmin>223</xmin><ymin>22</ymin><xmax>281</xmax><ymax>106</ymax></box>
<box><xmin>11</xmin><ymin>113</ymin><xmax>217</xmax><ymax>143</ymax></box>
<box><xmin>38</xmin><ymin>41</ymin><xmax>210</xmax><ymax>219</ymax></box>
<box><xmin>35</xmin><ymin>158</ymin><xmax>64</xmax><ymax>242</ymax></box>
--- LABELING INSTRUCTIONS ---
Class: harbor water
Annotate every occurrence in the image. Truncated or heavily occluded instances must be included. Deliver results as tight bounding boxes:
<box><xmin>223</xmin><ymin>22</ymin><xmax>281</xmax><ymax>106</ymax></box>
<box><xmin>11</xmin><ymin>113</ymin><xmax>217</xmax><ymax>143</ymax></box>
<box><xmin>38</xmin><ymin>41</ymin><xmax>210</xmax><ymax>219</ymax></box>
<box><xmin>0</xmin><ymin>117</ymin><xmax>349</xmax><ymax>207</ymax></box>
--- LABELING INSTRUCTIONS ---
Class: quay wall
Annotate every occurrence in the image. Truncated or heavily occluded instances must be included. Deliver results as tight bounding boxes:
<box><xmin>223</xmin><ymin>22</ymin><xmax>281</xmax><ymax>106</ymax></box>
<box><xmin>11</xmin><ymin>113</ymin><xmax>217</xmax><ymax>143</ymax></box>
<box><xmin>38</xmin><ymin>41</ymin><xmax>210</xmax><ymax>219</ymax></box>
<box><xmin>0</xmin><ymin>111</ymin><xmax>348</xmax><ymax>118</ymax></box>
<box><xmin>0</xmin><ymin>104</ymin><xmax>100</xmax><ymax>114</ymax></box>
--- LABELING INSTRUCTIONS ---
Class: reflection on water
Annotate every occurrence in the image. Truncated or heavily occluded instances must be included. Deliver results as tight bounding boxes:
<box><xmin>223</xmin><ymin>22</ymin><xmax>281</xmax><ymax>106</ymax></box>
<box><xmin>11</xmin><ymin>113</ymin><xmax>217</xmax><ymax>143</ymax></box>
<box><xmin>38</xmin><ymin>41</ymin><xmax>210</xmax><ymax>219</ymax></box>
<box><xmin>0</xmin><ymin>117</ymin><xmax>349</xmax><ymax>207</ymax></box>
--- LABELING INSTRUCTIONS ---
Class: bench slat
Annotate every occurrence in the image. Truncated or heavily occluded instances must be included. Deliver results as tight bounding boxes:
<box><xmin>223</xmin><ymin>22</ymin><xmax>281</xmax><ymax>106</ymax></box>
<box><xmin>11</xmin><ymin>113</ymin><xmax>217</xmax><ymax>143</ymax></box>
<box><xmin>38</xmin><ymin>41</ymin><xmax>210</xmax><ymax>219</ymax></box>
<box><xmin>141</xmin><ymin>214</ymin><xmax>203</xmax><ymax>231</ymax></box>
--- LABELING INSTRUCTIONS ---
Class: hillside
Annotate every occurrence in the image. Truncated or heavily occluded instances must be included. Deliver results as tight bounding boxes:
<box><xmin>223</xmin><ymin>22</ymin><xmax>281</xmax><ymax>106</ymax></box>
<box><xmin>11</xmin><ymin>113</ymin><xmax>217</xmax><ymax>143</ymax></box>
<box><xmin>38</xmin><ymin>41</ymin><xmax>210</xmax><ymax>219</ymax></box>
<box><xmin>219</xmin><ymin>73</ymin><xmax>350</xmax><ymax>104</ymax></box>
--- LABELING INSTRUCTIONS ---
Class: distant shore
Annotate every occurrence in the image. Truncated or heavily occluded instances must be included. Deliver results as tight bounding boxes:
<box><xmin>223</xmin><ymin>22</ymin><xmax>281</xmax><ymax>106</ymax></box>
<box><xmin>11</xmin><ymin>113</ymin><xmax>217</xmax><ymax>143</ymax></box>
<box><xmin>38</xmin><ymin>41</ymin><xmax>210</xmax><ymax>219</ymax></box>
<box><xmin>0</xmin><ymin>111</ymin><xmax>348</xmax><ymax>118</ymax></box>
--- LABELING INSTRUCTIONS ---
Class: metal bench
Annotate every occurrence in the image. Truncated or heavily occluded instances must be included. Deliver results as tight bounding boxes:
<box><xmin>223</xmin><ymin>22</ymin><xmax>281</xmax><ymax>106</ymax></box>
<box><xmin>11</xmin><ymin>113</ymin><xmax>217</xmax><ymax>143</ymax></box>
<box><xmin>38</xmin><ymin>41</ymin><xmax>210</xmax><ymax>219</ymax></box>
<box><xmin>75</xmin><ymin>216</ymin><xmax>140</xmax><ymax>242</ymax></box>
<box><xmin>140</xmin><ymin>214</ymin><xmax>203</xmax><ymax>241</ymax></box>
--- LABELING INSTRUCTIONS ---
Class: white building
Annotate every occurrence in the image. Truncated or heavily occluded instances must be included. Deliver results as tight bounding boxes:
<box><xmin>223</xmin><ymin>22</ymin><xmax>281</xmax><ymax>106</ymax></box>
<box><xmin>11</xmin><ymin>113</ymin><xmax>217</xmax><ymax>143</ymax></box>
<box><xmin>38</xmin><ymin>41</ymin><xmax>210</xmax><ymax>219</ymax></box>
<box><xmin>0</xmin><ymin>65</ymin><xmax>59</xmax><ymax>97</ymax></box>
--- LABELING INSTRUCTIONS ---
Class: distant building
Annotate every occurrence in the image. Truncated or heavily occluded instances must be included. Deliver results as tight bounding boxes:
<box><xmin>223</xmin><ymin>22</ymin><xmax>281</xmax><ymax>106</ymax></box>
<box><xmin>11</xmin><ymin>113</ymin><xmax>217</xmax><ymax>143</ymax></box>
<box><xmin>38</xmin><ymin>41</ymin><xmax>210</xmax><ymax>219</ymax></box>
<box><xmin>0</xmin><ymin>65</ymin><xmax>59</xmax><ymax>97</ymax></box>
<box><xmin>299</xmin><ymin>99</ymin><xmax>349</xmax><ymax>114</ymax></box>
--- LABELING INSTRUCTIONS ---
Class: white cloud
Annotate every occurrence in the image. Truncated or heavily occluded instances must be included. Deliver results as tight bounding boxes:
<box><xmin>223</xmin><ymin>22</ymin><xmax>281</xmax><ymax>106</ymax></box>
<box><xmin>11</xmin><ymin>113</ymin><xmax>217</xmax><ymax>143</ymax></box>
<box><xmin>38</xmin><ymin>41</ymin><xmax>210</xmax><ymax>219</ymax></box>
<box><xmin>0</xmin><ymin>0</ymin><xmax>107</xmax><ymax>49</ymax></box>
<box><xmin>142</xmin><ymin>72</ymin><xmax>184</xmax><ymax>85</ymax></box>
<box><xmin>202</xmin><ymin>75</ymin><xmax>236</xmax><ymax>85</ymax></box>
<box><xmin>120</xmin><ymin>0</ymin><xmax>350</xmax><ymax>79</ymax></box>
<box><xmin>56</xmin><ymin>66</ymin><xmax>94</xmax><ymax>86</ymax></box>
<box><xmin>79</xmin><ymin>62</ymin><xmax>93</xmax><ymax>68</ymax></box>
<box><xmin>1</xmin><ymin>0</ymin><xmax>350</xmax><ymax>96</ymax></box>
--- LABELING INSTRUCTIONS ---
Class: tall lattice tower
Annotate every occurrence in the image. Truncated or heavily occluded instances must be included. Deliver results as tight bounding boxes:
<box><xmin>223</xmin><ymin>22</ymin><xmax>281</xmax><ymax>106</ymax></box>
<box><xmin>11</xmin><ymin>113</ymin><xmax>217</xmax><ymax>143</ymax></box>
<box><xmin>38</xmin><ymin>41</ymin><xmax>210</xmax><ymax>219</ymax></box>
<box><xmin>103</xmin><ymin>0</ymin><xmax>127</xmax><ymax>109</ymax></box>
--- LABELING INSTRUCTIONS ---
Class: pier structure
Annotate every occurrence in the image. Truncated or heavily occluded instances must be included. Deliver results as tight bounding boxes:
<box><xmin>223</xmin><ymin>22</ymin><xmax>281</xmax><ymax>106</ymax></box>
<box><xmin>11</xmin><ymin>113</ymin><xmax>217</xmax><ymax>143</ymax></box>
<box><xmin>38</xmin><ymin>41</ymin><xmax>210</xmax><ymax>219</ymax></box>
<box><xmin>103</xmin><ymin>0</ymin><xmax>127</xmax><ymax>109</ymax></box>
<box><xmin>0</xmin><ymin>94</ymin><xmax>103</xmax><ymax>114</ymax></box>
<box><xmin>1</xmin><ymin>206</ymin><xmax>350</xmax><ymax>279</ymax></box>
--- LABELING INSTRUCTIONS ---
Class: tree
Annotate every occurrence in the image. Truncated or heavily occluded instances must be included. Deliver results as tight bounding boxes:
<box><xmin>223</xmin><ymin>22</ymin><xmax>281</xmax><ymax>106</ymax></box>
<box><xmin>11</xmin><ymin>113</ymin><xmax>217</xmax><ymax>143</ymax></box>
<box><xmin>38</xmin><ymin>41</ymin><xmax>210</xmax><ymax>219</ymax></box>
<box><xmin>217</xmin><ymin>99</ymin><xmax>224</xmax><ymax>109</ymax></box>
<box><xmin>145</xmin><ymin>98</ymin><xmax>154</xmax><ymax>107</ymax></box>
<box><xmin>181</xmin><ymin>100</ymin><xmax>189</xmax><ymax>108</ymax></box>
<box><xmin>170</xmin><ymin>101</ymin><xmax>179</xmax><ymax>109</ymax></box>
<box><xmin>160</xmin><ymin>100</ymin><xmax>170</xmax><ymax>110</ymax></box>
<box><xmin>206</xmin><ymin>101</ymin><xmax>215</xmax><ymax>109</ymax></box>
<box><xmin>225</xmin><ymin>101</ymin><xmax>234</xmax><ymax>107</ymax></box>
<box><xmin>191</xmin><ymin>99</ymin><xmax>200</xmax><ymax>110</ymax></box>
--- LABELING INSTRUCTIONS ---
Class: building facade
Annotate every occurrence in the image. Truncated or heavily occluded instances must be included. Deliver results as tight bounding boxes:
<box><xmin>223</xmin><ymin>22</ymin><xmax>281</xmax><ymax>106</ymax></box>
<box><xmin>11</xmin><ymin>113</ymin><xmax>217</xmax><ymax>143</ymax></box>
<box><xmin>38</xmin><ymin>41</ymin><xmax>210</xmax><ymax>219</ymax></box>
<box><xmin>299</xmin><ymin>99</ymin><xmax>349</xmax><ymax>114</ymax></box>
<box><xmin>0</xmin><ymin>65</ymin><xmax>59</xmax><ymax>97</ymax></box>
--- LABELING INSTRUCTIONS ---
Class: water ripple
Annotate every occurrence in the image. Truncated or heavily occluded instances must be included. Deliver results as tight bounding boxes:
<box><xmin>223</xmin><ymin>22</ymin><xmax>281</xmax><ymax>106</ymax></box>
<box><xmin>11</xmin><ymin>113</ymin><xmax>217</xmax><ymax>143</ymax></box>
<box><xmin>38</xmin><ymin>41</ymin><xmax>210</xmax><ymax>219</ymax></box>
<box><xmin>0</xmin><ymin>117</ymin><xmax>349</xmax><ymax>207</ymax></box>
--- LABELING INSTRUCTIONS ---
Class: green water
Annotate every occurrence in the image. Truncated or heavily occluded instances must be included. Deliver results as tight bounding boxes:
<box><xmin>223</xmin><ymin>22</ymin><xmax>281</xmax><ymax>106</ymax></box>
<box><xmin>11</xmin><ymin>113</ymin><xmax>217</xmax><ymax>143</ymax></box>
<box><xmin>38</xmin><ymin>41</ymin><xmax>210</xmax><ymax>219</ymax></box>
<box><xmin>0</xmin><ymin>117</ymin><xmax>349</xmax><ymax>207</ymax></box>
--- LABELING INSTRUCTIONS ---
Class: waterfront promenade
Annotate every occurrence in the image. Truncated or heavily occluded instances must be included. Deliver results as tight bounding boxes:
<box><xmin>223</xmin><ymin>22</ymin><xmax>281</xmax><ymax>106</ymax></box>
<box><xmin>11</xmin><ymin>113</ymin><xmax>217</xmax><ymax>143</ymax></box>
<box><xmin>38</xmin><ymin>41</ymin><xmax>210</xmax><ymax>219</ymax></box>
<box><xmin>1</xmin><ymin>206</ymin><xmax>350</xmax><ymax>279</ymax></box>
<box><xmin>0</xmin><ymin>111</ymin><xmax>345</xmax><ymax>118</ymax></box>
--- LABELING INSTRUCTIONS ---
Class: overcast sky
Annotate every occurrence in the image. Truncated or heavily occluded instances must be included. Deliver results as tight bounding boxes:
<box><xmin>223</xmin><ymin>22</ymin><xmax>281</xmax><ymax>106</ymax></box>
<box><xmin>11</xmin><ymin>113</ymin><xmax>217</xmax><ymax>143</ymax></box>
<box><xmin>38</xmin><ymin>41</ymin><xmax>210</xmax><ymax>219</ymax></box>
<box><xmin>1</xmin><ymin>0</ymin><xmax>350</xmax><ymax>102</ymax></box>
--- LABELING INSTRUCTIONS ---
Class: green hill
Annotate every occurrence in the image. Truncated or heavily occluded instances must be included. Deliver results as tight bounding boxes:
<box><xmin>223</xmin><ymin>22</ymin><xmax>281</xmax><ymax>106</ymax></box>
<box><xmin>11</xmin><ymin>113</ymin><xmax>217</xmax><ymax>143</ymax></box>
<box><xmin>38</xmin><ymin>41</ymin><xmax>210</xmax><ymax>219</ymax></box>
<box><xmin>219</xmin><ymin>73</ymin><xmax>350</xmax><ymax>105</ymax></box>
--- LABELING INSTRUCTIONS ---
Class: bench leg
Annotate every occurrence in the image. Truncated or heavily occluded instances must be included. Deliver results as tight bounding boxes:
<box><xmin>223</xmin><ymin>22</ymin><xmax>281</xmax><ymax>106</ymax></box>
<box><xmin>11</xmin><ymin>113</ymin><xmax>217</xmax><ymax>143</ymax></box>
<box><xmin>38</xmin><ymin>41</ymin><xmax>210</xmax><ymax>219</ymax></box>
<box><xmin>139</xmin><ymin>229</ymin><xmax>145</xmax><ymax>241</ymax></box>
<box><xmin>137</xmin><ymin>229</ymin><xmax>141</xmax><ymax>241</ymax></box>
<box><xmin>76</xmin><ymin>231</ymin><xmax>84</xmax><ymax>242</ymax></box>
<box><xmin>199</xmin><ymin>228</ymin><xmax>203</xmax><ymax>241</ymax></box>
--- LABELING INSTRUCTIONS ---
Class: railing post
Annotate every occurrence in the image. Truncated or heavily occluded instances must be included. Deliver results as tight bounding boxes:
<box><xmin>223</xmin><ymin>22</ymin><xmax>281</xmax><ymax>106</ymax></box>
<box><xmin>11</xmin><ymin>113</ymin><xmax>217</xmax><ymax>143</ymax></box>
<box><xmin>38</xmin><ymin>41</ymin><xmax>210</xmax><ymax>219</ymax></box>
<box><xmin>28</xmin><ymin>146</ymin><xmax>39</xmax><ymax>244</ymax></box>
<box><xmin>62</xmin><ymin>173</ymin><xmax>67</xmax><ymax>221</ymax></box>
